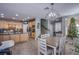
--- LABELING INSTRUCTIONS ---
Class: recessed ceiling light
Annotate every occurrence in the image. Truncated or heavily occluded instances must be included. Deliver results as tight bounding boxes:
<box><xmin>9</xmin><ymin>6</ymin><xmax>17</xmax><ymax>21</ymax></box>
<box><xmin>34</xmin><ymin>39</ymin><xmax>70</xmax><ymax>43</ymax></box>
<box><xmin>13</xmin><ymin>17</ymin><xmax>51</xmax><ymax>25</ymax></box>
<box><xmin>0</xmin><ymin>13</ymin><xmax>4</xmax><ymax>16</ymax></box>
<box><xmin>15</xmin><ymin>14</ymin><xmax>19</xmax><ymax>17</ymax></box>
<box><xmin>0</xmin><ymin>13</ymin><xmax>4</xmax><ymax>18</ymax></box>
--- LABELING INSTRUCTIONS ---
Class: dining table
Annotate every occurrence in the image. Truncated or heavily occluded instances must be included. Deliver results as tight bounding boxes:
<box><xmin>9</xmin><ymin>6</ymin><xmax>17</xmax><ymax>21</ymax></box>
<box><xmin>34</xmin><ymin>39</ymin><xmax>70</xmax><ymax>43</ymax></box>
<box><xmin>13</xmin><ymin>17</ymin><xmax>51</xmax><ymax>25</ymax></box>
<box><xmin>46</xmin><ymin>36</ymin><xmax>60</xmax><ymax>55</ymax></box>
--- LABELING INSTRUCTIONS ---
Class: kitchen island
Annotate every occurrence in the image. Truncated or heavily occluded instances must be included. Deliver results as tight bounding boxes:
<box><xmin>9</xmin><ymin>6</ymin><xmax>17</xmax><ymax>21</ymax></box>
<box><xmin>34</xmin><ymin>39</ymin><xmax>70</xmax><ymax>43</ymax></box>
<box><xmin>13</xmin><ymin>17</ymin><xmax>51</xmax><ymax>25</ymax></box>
<box><xmin>0</xmin><ymin>33</ymin><xmax>29</xmax><ymax>44</ymax></box>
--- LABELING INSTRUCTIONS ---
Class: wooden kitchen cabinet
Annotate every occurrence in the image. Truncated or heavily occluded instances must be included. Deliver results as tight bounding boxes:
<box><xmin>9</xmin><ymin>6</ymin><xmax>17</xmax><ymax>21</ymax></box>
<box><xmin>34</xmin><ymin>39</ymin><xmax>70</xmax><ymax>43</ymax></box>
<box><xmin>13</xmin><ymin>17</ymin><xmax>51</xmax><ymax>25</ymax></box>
<box><xmin>3</xmin><ymin>21</ymin><xmax>9</xmax><ymax>29</ymax></box>
<box><xmin>0</xmin><ymin>21</ymin><xmax>8</xmax><ymax>29</ymax></box>
<box><xmin>3</xmin><ymin>35</ymin><xmax>10</xmax><ymax>41</ymax></box>
<box><xmin>0</xmin><ymin>34</ymin><xmax>28</xmax><ymax>44</ymax></box>
<box><xmin>20</xmin><ymin>34</ymin><xmax>28</xmax><ymax>42</ymax></box>
<box><xmin>0</xmin><ymin>21</ymin><xmax>4</xmax><ymax>28</ymax></box>
<box><xmin>14</xmin><ymin>34</ymin><xmax>20</xmax><ymax>43</ymax></box>
<box><xmin>0</xmin><ymin>35</ymin><xmax>3</xmax><ymax>42</ymax></box>
<box><xmin>0</xmin><ymin>20</ymin><xmax>22</xmax><ymax>29</ymax></box>
<box><xmin>28</xmin><ymin>19</ymin><xmax>35</xmax><ymax>39</ymax></box>
<box><xmin>10</xmin><ymin>34</ymin><xmax>19</xmax><ymax>43</ymax></box>
<box><xmin>10</xmin><ymin>35</ymin><xmax>16</xmax><ymax>42</ymax></box>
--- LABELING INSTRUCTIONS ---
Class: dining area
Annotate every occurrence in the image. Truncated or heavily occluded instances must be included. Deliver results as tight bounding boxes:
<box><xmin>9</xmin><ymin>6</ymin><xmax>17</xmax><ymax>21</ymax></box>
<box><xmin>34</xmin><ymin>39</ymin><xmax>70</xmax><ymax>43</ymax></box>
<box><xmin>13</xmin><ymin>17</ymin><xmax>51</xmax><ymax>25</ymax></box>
<box><xmin>37</xmin><ymin>34</ymin><xmax>66</xmax><ymax>55</ymax></box>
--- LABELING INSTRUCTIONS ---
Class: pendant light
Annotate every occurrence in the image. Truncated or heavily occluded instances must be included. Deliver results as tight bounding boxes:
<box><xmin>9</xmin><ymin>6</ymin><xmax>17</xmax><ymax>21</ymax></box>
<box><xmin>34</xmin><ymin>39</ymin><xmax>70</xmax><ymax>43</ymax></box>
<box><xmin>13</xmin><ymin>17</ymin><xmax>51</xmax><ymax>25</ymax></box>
<box><xmin>45</xmin><ymin>3</ymin><xmax>60</xmax><ymax>20</ymax></box>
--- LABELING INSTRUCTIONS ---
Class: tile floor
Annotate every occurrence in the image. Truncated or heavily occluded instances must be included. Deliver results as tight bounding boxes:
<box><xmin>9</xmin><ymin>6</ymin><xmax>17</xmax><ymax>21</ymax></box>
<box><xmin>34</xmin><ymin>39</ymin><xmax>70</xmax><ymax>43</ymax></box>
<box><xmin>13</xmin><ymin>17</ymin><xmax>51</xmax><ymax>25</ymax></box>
<box><xmin>10</xmin><ymin>39</ymin><xmax>78</xmax><ymax>55</ymax></box>
<box><xmin>11</xmin><ymin>40</ymin><xmax>38</xmax><ymax>55</ymax></box>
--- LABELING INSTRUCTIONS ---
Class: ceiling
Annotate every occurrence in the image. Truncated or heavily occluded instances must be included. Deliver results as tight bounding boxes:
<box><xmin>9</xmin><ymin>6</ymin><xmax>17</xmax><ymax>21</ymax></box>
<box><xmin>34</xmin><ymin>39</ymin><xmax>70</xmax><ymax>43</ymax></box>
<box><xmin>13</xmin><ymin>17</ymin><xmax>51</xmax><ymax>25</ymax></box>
<box><xmin>0</xmin><ymin>3</ymin><xmax>79</xmax><ymax>20</ymax></box>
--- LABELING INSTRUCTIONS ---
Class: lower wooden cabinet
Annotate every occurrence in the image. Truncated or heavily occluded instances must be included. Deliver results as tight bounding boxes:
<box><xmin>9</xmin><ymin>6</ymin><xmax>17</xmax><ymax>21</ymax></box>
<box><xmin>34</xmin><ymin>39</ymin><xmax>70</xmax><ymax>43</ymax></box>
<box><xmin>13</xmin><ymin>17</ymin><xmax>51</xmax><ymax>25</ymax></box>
<box><xmin>10</xmin><ymin>35</ymin><xmax>16</xmax><ymax>43</ymax></box>
<box><xmin>20</xmin><ymin>34</ymin><xmax>28</xmax><ymax>42</ymax></box>
<box><xmin>3</xmin><ymin>35</ymin><xmax>10</xmax><ymax>41</ymax></box>
<box><xmin>0</xmin><ymin>35</ymin><xmax>3</xmax><ymax>42</ymax></box>
<box><xmin>0</xmin><ymin>34</ymin><xmax>29</xmax><ymax>43</ymax></box>
<box><xmin>15</xmin><ymin>34</ymin><xmax>20</xmax><ymax>43</ymax></box>
<box><xmin>10</xmin><ymin>34</ymin><xmax>20</xmax><ymax>43</ymax></box>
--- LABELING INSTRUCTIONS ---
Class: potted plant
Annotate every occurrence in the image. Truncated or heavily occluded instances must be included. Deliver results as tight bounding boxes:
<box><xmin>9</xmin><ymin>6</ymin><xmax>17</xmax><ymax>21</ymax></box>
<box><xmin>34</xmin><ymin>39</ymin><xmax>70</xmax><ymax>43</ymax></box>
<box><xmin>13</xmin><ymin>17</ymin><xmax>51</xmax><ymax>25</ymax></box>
<box><xmin>67</xmin><ymin>17</ymin><xmax>78</xmax><ymax>45</ymax></box>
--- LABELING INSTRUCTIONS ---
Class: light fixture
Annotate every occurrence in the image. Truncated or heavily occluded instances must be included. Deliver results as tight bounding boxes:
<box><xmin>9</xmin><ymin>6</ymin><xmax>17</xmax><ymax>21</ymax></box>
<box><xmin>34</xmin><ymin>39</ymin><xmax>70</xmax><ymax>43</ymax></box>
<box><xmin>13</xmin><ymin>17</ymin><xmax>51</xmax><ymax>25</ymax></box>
<box><xmin>45</xmin><ymin>3</ymin><xmax>60</xmax><ymax>20</ymax></box>
<box><xmin>0</xmin><ymin>13</ymin><xmax>4</xmax><ymax>18</ymax></box>
<box><xmin>48</xmin><ymin>12</ymin><xmax>56</xmax><ymax>17</ymax></box>
<box><xmin>0</xmin><ymin>13</ymin><xmax>4</xmax><ymax>16</ymax></box>
<box><xmin>23</xmin><ymin>16</ymin><xmax>30</xmax><ymax>21</ymax></box>
<box><xmin>23</xmin><ymin>18</ymin><xmax>27</xmax><ymax>22</ymax></box>
<box><xmin>76</xmin><ymin>24</ymin><xmax>79</xmax><ymax>27</ymax></box>
<box><xmin>15</xmin><ymin>14</ymin><xmax>19</xmax><ymax>17</ymax></box>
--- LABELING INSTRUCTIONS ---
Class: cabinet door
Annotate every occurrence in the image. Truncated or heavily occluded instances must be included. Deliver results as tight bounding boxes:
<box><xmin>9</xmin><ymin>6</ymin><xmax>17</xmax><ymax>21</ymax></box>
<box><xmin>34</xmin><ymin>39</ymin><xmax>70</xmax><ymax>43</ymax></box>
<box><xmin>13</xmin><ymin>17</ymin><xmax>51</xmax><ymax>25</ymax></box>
<box><xmin>20</xmin><ymin>34</ymin><xmax>28</xmax><ymax>42</ymax></box>
<box><xmin>0</xmin><ymin>21</ymin><xmax>4</xmax><ymax>28</ymax></box>
<box><xmin>11</xmin><ymin>34</ymin><xmax>20</xmax><ymax>43</ymax></box>
<box><xmin>10</xmin><ymin>35</ymin><xmax>20</xmax><ymax>43</ymax></box>
<box><xmin>10</xmin><ymin>35</ymin><xmax>15</xmax><ymax>43</ymax></box>
<box><xmin>15</xmin><ymin>34</ymin><xmax>20</xmax><ymax>43</ymax></box>
<box><xmin>32</xmin><ymin>32</ymin><xmax>35</xmax><ymax>38</ymax></box>
<box><xmin>3</xmin><ymin>35</ymin><xmax>10</xmax><ymax>41</ymax></box>
<box><xmin>0</xmin><ymin>21</ymin><xmax>8</xmax><ymax>29</ymax></box>
<box><xmin>0</xmin><ymin>35</ymin><xmax>3</xmax><ymax>42</ymax></box>
<box><xmin>4</xmin><ymin>21</ymin><xmax>8</xmax><ymax>29</ymax></box>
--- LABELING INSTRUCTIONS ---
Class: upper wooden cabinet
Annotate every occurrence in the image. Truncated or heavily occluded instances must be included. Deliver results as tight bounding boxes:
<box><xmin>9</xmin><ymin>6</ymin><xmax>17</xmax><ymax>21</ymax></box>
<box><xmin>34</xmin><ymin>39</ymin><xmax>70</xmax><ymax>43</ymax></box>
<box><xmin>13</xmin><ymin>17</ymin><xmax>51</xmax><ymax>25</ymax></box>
<box><xmin>29</xmin><ymin>20</ymin><xmax>35</xmax><ymax>28</ymax></box>
<box><xmin>0</xmin><ymin>21</ymin><xmax>5</xmax><ymax>28</ymax></box>
<box><xmin>3</xmin><ymin>21</ymin><xmax>9</xmax><ymax>29</ymax></box>
<box><xmin>0</xmin><ymin>20</ymin><xmax>22</xmax><ymax>29</ymax></box>
<box><xmin>28</xmin><ymin>19</ymin><xmax>35</xmax><ymax>39</ymax></box>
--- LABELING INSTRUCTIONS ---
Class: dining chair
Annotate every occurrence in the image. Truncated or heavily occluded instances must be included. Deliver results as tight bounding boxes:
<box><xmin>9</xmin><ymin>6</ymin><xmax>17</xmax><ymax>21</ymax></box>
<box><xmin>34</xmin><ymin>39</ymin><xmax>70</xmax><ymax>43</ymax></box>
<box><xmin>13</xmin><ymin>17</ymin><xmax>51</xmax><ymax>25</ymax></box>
<box><xmin>47</xmin><ymin>36</ymin><xmax>59</xmax><ymax>55</ymax></box>
<box><xmin>58</xmin><ymin>36</ymin><xmax>66</xmax><ymax>55</ymax></box>
<box><xmin>38</xmin><ymin>38</ymin><xmax>53</xmax><ymax>55</ymax></box>
<box><xmin>49</xmin><ymin>36</ymin><xmax>66</xmax><ymax>55</ymax></box>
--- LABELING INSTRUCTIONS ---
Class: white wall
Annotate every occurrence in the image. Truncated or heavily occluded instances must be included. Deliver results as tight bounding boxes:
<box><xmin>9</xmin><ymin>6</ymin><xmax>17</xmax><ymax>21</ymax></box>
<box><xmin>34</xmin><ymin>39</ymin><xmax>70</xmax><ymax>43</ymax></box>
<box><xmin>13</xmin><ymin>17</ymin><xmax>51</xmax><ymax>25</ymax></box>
<box><xmin>23</xmin><ymin>23</ymin><xmax>28</xmax><ymax>33</ymax></box>
<box><xmin>48</xmin><ymin>20</ymin><xmax>53</xmax><ymax>36</ymax></box>
<box><xmin>35</xmin><ymin>17</ymin><xmax>41</xmax><ymax>40</ymax></box>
